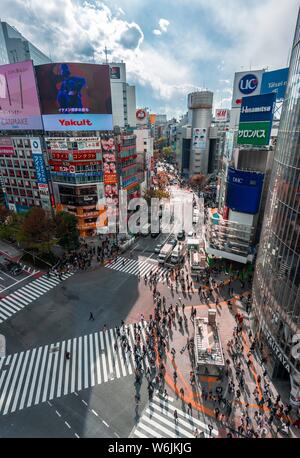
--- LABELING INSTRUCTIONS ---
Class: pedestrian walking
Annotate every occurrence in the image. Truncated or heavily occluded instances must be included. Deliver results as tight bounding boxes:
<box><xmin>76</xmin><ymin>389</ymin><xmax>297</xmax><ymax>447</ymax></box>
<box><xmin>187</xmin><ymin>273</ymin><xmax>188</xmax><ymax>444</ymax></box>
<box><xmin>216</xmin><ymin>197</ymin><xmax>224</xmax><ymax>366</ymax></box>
<box><xmin>174</xmin><ymin>410</ymin><xmax>178</xmax><ymax>424</ymax></box>
<box><xmin>89</xmin><ymin>312</ymin><xmax>95</xmax><ymax>321</ymax></box>
<box><xmin>65</xmin><ymin>351</ymin><xmax>71</xmax><ymax>360</ymax></box>
<box><xmin>208</xmin><ymin>424</ymin><xmax>213</xmax><ymax>437</ymax></box>
<box><xmin>188</xmin><ymin>402</ymin><xmax>192</xmax><ymax>414</ymax></box>
<box><xmin>103</xmin><ymin>324</ymin><xmax>107</xmax><ymax>333</ymax></box>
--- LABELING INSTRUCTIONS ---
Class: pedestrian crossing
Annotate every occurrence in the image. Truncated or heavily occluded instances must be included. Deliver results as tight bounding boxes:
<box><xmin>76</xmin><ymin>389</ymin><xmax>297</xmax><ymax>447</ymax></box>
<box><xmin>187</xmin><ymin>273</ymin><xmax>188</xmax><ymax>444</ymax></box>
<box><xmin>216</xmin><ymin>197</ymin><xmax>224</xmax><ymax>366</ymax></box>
<box><xmin>19</xmin><ymin>263</ymin><xmax>40</xmax><ymax>275</ymax></box>
<box><xmin>106</xmin><ymin>256</ymin><xmax>169</xmax><ymax>281</ymax></box>
<box><xmin>0</xmin><ymin>272</ymin><xmax>73</xmax><ymax>324</ymax></box>
<box><xmin>131</xmin><ymin>395</ymin><xmax>219</xmax><ymax>438</ymax></box>
<box><xmin>0</xmin><ymin>322</ymin><xmax>151</xmax><ymax>416</ymax></box>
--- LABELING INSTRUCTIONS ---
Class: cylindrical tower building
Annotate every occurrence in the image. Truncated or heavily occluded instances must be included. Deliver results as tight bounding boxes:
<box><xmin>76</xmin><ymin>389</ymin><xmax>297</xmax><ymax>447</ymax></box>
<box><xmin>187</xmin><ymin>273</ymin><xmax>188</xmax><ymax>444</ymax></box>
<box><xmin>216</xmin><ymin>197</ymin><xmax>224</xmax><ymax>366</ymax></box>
<box><xmin>252</xmin><ymin>9</ymin><xmax>300</xmax><ymax>406</ymax></box>
<box><xmin>188</xmin><ymin>91</ymin><xmax>213</xmax><ymax>177</ymax></box>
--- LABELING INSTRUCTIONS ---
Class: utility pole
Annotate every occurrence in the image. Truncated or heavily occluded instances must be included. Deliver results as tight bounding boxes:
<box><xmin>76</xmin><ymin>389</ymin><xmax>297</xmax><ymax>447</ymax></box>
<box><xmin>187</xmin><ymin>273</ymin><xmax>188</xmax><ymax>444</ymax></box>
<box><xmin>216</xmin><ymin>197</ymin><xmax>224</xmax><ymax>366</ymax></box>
<box><xmin>104</xmin><ymin>46</ymin><xmax>108</xmax><ymax>64</ymax></box>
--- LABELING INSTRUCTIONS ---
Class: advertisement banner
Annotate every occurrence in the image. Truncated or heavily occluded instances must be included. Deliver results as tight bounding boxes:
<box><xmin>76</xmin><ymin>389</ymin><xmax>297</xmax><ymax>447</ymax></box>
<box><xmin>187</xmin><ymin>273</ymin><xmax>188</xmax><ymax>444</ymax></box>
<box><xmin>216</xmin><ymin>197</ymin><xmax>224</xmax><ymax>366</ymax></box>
<box><xmin>226</xmin><ymin>167</ymin><xmax>264</xmax><ymax>214</ymax></box>
<box><xmin>224</xmin><ymin>130</ymin><xmax>234</xmax><ymax>160</ymax></box>
<box><xmin>31</xmin><ymin>137</ymin><xmax>48</xmax><ymax>185</ymax></box>
<box><xmin>215</xmin><ymin>109</ymin><xmax>229</xmax><ymax>122</ymax></box>
<box><xmin>110</xmin><ymin>66</ymin><xmax>120</xmax><ymax>79</ymax></box>
<box><xmin>192</xmin><ymin>128</ymin><xmax>207</xmax><ymax>150</ymax></box>
<box><xmin>32</xmin><ymin>154</ymin><xmax>47</xmax><ymax>184</ymax></box>
<box><xmin>231</xmin><ymin>70</ymin><xmax>265</xmax><ymax>108</ymax></box>
<box><xmin>102</xmin><ymin>137</ymin><xmax>117</xmax><ymax>185</ymax></box>
<box><xmin>35</xmin><ymin>63</ymin><xmax>113</xmax><ymax>131</ymax></box>
<box><xmin>0</xmin><ymin>60</ymin><xmax>43</xmax><ymax>130</ymax></box>
<box><xmin>260</xmin><ymin>68</ymin><xmax>289</xmax><ymax>101</ymax></box>
<box><xmin>0</xmin><ymin>137</ymin><xmax>14</xmax><ymax>155</ymax></box>
<box><xmin>73</xmin><ymin>152</ymin><xmax>97</xmax><ymax>160</ymax></box>
<box><xmin>240</xmin><ymin>93</ymin><xmax>276</xmax><ymax>123</ymax></box>
<box><xmin>237</xmin><ymin>121</ymin><xmax>271</xmax><ymax>146</ymax></box>
<box><xmin>50</xmin><ymin>152</ymin><xmax>70</xmax><ymax>160</ymax></box>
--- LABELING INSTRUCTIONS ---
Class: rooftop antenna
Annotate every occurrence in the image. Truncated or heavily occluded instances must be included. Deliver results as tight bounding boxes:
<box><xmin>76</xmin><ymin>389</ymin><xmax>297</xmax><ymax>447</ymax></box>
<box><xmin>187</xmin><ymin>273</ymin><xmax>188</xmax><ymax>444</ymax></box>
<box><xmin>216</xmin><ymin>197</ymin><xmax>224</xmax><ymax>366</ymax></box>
<box><xmin>104</xmin><ymin>45</ymin><xmax>108</xmax><ymax>64</ymax></box>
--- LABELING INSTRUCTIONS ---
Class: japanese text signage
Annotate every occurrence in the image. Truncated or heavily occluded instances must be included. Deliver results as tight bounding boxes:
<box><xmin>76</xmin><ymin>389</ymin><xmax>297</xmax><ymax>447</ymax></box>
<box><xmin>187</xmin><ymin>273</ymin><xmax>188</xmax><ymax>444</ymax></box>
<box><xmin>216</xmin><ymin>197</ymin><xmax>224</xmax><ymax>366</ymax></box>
<box><xmin>260</xmin><ymin>68</ymin><xmax>289</xmax><ymax>101</ymax></box>
<box><xmin>237</xmin><ymin>93</ymin><xmax>276</xmax><ymax>146</ymax></box>
<box><xmin>0</xmin><ymin>138</ymin><xmax>14</xmax><ymax>156</ymax></box>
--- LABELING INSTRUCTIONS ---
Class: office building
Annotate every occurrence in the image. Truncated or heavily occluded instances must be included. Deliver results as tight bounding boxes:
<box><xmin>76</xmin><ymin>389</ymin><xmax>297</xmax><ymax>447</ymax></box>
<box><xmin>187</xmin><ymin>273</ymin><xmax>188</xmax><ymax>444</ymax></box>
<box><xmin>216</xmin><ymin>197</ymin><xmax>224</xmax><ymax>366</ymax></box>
<box><xmin>0</xmin><ymin>20</ymin><xmax>51</xmax><ymax>65</ymax></box>
<box><xmin>109</xmin><ymin>62</ymin><xmax>136</xmax><ymax>129</ymax></box>
<box><xmin>252</xmin><ymin>11</ymin><xmax>300</xmax><ymax>406</ymax></box>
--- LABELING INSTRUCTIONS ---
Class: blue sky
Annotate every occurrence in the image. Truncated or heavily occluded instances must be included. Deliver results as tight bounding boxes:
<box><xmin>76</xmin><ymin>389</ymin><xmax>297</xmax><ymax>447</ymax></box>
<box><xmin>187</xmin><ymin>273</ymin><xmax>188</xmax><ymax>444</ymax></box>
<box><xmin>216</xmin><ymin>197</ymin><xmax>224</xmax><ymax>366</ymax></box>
<box><xmin>2</xmin><ymin>0</ymin><xmax>298</xmax><ymax>119</ymax></box>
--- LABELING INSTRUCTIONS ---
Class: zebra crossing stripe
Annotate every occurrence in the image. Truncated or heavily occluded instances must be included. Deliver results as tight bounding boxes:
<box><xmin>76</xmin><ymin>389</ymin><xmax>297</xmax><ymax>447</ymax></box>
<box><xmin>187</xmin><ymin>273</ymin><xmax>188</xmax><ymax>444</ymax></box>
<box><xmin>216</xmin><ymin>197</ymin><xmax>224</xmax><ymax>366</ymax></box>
<box><xmin>49</xmin><ymin>345</ymin><xmax>59</xmax><ymax>401</ymax></box>
<box><xmin>64</xmin><ymin>340</ymin><xmax>71</xmax><ymax>396</ymax></box>
<box><xmin>105</xmin><ymin>256</ymin><xmax>169</xmax><ymax>281</ymax></box>
<box><xmin>0</xmin><ymin>324</ymin><xmax>154</xmax><ymax>416</ymax></box>
<box><xmin>11</xmin><ymin>350</ymin><xmax>30</xmax><ymax>413</ymax></box>
<box><xmin>70</xmin><ymin>339</ymin><xmax>77</xmax><ymax>394</ymax></box>
<box><xmin>77</xmin><ymin>336</ymin><xmax>82</xmax><ymax>391</ymax></box>
<box><xmin>0</xmin><ymin>273</ymin><xmax>74</xmax><ymax>324</ymax></box>
<box><xmin>132</xmin><ymin>395</ymin><xmax>218</xmax><ymax>438</ymax></box>
<box><xmin>89</xmin><ymin>334</ymin><xmax>96</xmax><ymax>387</ymax></box>
<box><xmin>3</xmin><ymin>352</ymin><xmax>24</xmax><ymax>415</ymax></box>
<box><xmin>94</xmin><ymin>333</ymin><xmax>101</xmax><ymax>385</ymax></box>
<box><xmin>19</xmin><ymin>347</ymin><xmax>37</xmax><ymax>411</ymax></box>
<box><xmin>9</xmin><ymin>292</ymin><xmax>29</xmax><ymax>305</ymax></box>
<box><xmin>1</xmin><ymin>297</ymin><xmax>23</xmax><ymax>311</ymax></box>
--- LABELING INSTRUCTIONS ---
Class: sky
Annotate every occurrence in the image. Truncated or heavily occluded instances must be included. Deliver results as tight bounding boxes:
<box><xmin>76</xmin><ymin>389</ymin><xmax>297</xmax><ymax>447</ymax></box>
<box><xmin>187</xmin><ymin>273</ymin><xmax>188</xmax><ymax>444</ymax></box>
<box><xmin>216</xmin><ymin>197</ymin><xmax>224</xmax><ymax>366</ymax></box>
<box><xmin>1</xmin><ymin>0</ymin><xmax>299</xmax><ymax>119</ymax></box>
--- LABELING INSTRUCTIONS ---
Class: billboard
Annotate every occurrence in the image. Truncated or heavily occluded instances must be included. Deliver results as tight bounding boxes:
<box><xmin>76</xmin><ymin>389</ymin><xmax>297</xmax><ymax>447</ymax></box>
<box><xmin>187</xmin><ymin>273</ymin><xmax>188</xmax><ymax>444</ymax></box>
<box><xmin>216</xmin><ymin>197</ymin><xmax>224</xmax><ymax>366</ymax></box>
<box><xmin>0</xmin><ymin>137</ymin><xmax>14</xmax><ymax>155</ymax></box>
<box><xmin>231</xmin><ymin>70</ymin><xmax>265</xmax><ymax>108</ymax></box>
<box><xmin>260</xmin><ymin>68</ymin><xmax>289</xmax><ymax>101</ymax></box>
<box><xmin>215</xmin><ymin>109</ymin><xmax>229</xmax><ymax>122</ymax></box>
<box><xmin>102</xmin><ymin>137</ymin><xmax>117</xmax><ymax>185</ymax></box>
<box><xmin>226</xmin><ymin>167</ymin><xmax>264</xmax><ymax>214</ymax></box>
<box><xmin>237</xmin><ymin>121</ymin><xmax>271</xmax><ymax>146</ymax></box>
<box><xmin>31</xmin><ymin>138</ymin><xmax>48</xmax><ymax>185</ymax></box>
<box><xmin>192</xmin><ymin>128</ymin><xmax>207</xmax><ymax>150</ymax></box>
<box><xmin>237</xmin><ymin>93</ymin><xmax>275</xmax><ymax>146</ymax></box>
<box><xmin>110</xmin><ymin>66</ymin><xmax>120</xmax><ymax>79</ymax></box>
<box><xmin>35</xmin><ymin>63</ymin><xmax>113</xmax><ymax>131</ymax></box>
<box><xmin>0</xmin><ymin>60</ymin><xmax>43</xmax><ymax>130</ymax></box>
<box><xmin>224</xmin><ymin>130</ymin><xmax>234</xmax><ymax>160</ymax></box>
<box><xmin>240</xmin><ymin>93</ymin><xmax>276</xmax><ymax>123</ymax></box>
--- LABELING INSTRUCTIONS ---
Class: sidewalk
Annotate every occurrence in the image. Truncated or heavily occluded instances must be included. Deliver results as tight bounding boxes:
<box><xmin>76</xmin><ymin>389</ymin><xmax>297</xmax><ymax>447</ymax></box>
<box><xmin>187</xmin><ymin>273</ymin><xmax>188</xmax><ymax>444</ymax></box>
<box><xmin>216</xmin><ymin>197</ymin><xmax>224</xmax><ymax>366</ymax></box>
<box><xmin>154</xmin><ymin>283</ymin><xmax>300</xmax><ymax>438</ymax></box>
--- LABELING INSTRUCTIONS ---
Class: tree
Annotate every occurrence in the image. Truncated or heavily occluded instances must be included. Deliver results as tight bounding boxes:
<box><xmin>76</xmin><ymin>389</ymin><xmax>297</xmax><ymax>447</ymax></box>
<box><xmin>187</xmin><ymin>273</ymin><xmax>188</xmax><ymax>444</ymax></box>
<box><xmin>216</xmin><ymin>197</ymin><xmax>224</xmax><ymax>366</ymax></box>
<box><xmin>162</xmin><ymin>146</ymin><xmax>173</xmax><ymax>157</ymax></box>
<box><xmin>54</xmin><ymin>211</ymin><xmax>80</xmax><ymax>251</ymax></box>
<box><xmin>143</xmin><ymin>188</ymin><xmax>170</xmax><ymax>205</ymax></box>
<box><xmin>18</xmin><ymin>208</ymin><xmax>56</xmax><ymax>254</ymax></box>
<box><xmin>0</xmin><ymin>205</ymin><xmax>10</xmax><ymax>224</ymax></box>
<box><xmin>0</xmin><ymin>212</ymin><xmax>24</xmax><ymax>242</ymax></box>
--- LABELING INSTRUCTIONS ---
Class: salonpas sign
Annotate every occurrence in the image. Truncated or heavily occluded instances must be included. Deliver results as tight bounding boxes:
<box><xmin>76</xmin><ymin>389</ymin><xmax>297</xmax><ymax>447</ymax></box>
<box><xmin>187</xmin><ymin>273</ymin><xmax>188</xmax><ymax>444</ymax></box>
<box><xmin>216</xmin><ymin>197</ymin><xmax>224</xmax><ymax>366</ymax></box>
<box><xmin>237</xmin><ymin>121</ymin><xmax>271</xmax><ymax>146</ymax></box>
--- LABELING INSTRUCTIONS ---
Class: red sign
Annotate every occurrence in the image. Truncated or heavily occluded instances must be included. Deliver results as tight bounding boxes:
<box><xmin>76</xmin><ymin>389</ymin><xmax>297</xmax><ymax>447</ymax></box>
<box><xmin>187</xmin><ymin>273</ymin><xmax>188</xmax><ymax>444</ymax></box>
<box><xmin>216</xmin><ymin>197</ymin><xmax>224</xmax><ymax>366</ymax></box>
<box><xmin>73</xmin><ymin>152</ymin><xmax>96</xmax><ymax>160</ymax></box>
<box><xmin>0</xmin><ymin>138</ymin><xmax>14</xmax><ymax>156</ymax></box>
<box><xmin>104</xmin><ymin>172</ymin><xmax>117</xmax><ymax>184</ymax></box>
<box><xmin>215</xmin><ymin>109</ymin><xmax>229</xmax><ymax>122</ymax></box>
<box><xmin>51</xmin><ymin>152</ymin><xmax>69</xmax><ymax>160</ymax></box>
<box><xmin>136</xmin><ymin>109</ymin><xmax>146</xmax><ymax>120</ymax></box>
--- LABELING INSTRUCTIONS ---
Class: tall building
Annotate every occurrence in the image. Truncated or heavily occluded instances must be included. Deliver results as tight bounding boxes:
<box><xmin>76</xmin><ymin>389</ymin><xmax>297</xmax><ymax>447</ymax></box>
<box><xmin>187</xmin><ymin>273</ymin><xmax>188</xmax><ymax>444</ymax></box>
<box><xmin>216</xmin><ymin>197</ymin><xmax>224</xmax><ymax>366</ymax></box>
<box><xmin>252</xmin><ymin>11</ymin><xmax>300</xmax><ymax>406</ymax></box>
<box><xmin>109</xmin><ymin>62</ymin><xmax>136</xmax><ymax>129</ymax></box>
<box><xmin>0</xmin><ymin>20</ymin><xmax>51</xmax><ymax>65</ymax></box>
<box><xmin>188</xmin><ymin>91</ymin><xmax>213</xmax><ymax>176</ymax></box>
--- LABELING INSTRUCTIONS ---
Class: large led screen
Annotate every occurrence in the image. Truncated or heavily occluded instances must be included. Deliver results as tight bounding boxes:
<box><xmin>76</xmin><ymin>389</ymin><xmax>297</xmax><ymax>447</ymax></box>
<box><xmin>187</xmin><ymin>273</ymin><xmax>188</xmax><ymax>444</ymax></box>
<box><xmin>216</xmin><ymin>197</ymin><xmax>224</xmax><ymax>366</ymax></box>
<box><xmin>35</xmin><ymin>63</ymin><xmax>113</xmax><ymax>131</ymax></box>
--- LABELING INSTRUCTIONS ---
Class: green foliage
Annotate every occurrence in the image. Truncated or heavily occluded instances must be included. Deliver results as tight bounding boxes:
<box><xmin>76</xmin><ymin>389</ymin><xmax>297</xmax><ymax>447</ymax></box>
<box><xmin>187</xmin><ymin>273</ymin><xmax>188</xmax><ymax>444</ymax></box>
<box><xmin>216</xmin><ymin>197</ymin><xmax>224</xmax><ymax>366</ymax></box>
<box><xmin>143</xmin><ymin>188</ymin><xmax>170</xmax><ymax>205</ymax></box>
<box><xmin>18</xmin><ymin>207</ymin><xmax>57</xmax><ymax>254</ymax></box>
<box><xmin>54</xmin><ymin>211</ymin><xmax>80</xmax><ymax>250</ymax></box>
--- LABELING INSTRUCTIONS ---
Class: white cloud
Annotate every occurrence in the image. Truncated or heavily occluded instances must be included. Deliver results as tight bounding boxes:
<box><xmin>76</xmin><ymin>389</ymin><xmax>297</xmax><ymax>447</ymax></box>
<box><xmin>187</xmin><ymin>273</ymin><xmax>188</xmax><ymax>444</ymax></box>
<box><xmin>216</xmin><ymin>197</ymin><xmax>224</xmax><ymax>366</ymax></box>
<box><xmin>158</xmin><ymin>18</ymin><xmax>170</xmax><ymax>32</ymax></box>
<box><xmin>153</xmin><ymin>29</ymin><xmax>162</xmax><ymax>35</ymax></box>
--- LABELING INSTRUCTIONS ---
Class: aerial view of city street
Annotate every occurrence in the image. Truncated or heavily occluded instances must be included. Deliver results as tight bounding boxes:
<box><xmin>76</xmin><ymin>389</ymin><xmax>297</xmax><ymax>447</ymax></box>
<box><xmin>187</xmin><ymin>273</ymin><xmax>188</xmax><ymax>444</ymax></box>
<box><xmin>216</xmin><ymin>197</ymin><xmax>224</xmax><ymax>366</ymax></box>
<box><xmin>0</xmin><ymin>0</ymin><xmax>299</xmax><ymax>450</ymax></box>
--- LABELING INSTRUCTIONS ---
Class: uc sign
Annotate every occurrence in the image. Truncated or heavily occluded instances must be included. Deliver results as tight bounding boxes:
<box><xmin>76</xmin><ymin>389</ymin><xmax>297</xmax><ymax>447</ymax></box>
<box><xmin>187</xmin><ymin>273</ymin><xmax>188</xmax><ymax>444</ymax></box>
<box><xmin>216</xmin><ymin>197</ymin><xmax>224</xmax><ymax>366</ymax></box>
<box><xmin>239</xmin><ymin>74</ymin><xmax>258</xmax><ymax>95</ymax></box>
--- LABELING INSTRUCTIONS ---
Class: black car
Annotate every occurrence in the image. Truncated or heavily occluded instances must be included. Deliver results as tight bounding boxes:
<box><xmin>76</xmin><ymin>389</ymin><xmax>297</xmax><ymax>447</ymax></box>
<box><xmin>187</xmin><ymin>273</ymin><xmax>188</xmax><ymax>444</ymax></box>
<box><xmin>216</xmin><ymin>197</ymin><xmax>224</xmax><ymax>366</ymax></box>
<box><xmin>11</xmin><ymin>265</ymin><xmax>23</xmax><ymax>276</ymax></box>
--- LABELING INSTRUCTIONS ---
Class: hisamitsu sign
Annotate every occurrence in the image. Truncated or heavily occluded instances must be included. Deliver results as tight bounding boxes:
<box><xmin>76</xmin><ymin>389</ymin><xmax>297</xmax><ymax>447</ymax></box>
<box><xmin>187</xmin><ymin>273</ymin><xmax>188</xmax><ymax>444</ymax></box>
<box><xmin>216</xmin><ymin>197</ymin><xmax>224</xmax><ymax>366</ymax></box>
<box><xmin>240</xmin><ymin>93</ymin><xmax>276</xmax><ymax>123</ymax></box>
